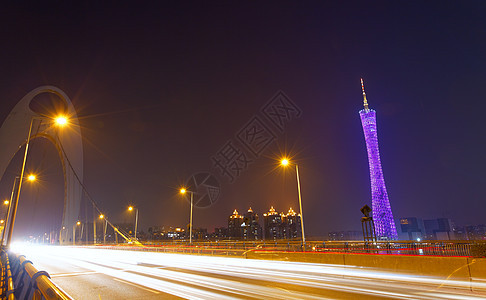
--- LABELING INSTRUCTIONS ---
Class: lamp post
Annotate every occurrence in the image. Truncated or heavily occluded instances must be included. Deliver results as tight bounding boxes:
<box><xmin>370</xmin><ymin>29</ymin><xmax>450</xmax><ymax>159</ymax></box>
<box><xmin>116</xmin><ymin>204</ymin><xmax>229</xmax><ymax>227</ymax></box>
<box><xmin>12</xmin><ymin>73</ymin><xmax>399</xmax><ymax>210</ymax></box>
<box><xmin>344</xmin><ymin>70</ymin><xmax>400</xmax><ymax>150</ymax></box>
<box><xmin>1</xmin><ymin>177</ymin><xmax>17</xmax><ymax>247</ymax></box>
<box><xmin>5</xmin><ymin>174</ymin><xmax>37</xmax><ymax>247</ymax></box>
<box><xmin>73</xmin><ymin>221</ymin><xmax>81</xmax><ymax>245</ymax></box>
<box><xmin>180</xmin><ymin>188</ymin><xmax>194</xmax><ymax>245</ymax></box>
<box><xmin>1</xmin><ymin>197</ymin><xmax>12</xmax><ymax>247</ymax></box>
<box><xmin>128</xmin><ymin>206</ymin><xmax>139</xmax><ymax>241</ymax></box>
<box><xmin>99</xmin><ymin>214</ymin><xmax>105</xmax><ymax>244</ymax></box>
<box><xmin>280</xmin><ymin>158</ymin><xmax>306</xmax><ymax>250</ymax></box>
<box><xmin>0</xmin><ymin>220</ymin><xmax>4</xmax><ymax>243</ymax></box>
<box><xmin>80</xmin><ymin>221</ymin><xmax>84</xmax><ymax>244</ymax></box>
<box><xmin>6</xmin><ymin>115</ymin><xmax>68</xmax><ymax>248</ymax></box>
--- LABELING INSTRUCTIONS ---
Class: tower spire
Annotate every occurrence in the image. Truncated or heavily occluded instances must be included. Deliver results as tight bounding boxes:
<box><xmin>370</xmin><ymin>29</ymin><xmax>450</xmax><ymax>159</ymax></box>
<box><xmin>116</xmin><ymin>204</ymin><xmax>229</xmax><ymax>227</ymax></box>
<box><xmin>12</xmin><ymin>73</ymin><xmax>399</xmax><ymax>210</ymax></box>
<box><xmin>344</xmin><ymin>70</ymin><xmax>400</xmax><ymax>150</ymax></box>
<box><xmin>361</xmin><ymin>78</ymin><xmax>369</xmax><ymax>110</ymax></box>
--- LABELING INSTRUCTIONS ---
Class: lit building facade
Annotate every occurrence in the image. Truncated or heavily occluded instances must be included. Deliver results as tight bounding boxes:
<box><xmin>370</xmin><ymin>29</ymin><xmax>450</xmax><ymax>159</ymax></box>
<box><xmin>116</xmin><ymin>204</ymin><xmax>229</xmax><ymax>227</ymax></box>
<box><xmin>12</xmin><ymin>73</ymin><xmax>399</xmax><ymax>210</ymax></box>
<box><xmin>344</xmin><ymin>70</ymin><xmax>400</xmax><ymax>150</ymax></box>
<box><xmin>263</xmin><ymin>206</ymin><xmax>284</xmax><ymax>240</ymax></box>
<box><xmin>242</xmin><ymin>207</ymin><xmax>262</xmax><ymax>240</ymax></box>
<box><xmin>281</xmin><ymin>207</ymin><xmax>301</xmax><ymax>239</ymax></box>
<box><xmin>359</xmin><ymin>79</ymin><xmax>398</xmax><ymax>240</ymax></box>
<box><xmin>228</xmin><ymin>209</ymin><xmax>244</xmax><ymax>238</ymax></box>
<box><xmin>263</xmin><ymin>206</ymin><xmax>302</xmax><ymax>240</ymax></box>
<box><xmin>398</xmin><ymin>217</ymin><xmax>424</xmax><ymax>240</ymax></box>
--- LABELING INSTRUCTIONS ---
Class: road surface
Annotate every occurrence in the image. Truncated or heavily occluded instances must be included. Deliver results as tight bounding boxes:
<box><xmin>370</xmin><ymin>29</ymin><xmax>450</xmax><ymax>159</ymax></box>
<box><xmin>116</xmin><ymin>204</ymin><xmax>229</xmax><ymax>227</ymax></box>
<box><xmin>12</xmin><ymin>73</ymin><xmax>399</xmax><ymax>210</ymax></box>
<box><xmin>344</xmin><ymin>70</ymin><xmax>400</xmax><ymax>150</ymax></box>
<box><xmin>11</xmin><ymin>244</ymin><xmax>486</xmax><ymax>299</ymax></box>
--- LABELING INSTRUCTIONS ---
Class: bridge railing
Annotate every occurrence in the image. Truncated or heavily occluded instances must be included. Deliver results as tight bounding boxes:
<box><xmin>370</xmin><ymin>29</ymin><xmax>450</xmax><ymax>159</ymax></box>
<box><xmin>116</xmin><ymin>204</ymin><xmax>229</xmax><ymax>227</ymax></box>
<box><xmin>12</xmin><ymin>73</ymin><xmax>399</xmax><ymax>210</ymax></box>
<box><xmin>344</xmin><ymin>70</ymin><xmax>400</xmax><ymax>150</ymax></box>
<box><xmin>1</xmin><ymin>250</ymin><xmax>14</xmax><ymax>300</ymax></box>
<box><xmin>135</xmin><ymin>239</ymin><xmax>486</xmax><ymax>257</ymax></box>
<box><xmin>8</xmin><ymin>253</ymin><xmax>73</xmax><ymax>300</ymax></box>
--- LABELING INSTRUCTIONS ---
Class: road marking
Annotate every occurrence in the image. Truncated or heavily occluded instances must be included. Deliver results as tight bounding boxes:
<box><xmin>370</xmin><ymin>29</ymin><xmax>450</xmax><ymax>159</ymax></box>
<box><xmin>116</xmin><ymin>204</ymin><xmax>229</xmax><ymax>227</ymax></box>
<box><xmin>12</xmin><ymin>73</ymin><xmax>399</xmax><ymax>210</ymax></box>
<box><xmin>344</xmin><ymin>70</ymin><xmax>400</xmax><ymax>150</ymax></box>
<box><xmin>51</xmin><ymin>271</ymin><xmax>99</xmax><ymax>278</ymax></box>
<box><xmin>112</xmin><ymin>278</ymin><xmax>161</xmax><ymax>294</ymax></box>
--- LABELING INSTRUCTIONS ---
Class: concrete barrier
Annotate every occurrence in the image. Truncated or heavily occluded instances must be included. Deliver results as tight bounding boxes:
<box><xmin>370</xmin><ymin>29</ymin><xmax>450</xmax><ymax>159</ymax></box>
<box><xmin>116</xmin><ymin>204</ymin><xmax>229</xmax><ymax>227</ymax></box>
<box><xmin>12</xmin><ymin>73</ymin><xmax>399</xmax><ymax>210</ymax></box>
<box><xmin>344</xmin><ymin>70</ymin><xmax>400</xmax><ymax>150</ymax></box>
<box><xmin>247</xmin><ymin>251</ymin><xmax>346</xmax><ymax>265</ymax></box>
<box><xmin>247</xmin><ymin>250</ymin><xmax>486</xmax><ymax>291</ymax></box>
<box><xmin>344</xmin><ymin>253</ymin><xmax>470</xmax><ymax>279</ymax></box>
<box><xmin>467</xmin><ymin>258</ymin><xmax>486</xmax><ymax>293</ymax></box>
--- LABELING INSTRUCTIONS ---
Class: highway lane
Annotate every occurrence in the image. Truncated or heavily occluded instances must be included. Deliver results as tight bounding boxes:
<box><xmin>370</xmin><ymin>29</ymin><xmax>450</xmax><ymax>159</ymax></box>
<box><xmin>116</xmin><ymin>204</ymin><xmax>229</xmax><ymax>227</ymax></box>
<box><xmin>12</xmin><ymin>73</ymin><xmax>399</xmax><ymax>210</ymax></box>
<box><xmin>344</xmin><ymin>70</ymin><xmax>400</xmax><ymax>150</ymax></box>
<box><xmin>11</xmin><ymin>245</ymin><xmax>486</xmax><ymax>299</ymax></box>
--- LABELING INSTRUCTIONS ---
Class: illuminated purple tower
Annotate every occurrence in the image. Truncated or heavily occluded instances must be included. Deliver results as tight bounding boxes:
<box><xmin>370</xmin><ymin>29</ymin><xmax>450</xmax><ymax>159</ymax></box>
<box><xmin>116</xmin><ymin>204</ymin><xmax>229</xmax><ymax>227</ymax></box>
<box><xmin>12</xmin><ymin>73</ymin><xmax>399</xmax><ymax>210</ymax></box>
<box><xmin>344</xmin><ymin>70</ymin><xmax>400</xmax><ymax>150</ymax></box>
<box><xmin>359</xmin><ymin>79</ymin><xmax>398</xmax><ymax>240</ymax></box>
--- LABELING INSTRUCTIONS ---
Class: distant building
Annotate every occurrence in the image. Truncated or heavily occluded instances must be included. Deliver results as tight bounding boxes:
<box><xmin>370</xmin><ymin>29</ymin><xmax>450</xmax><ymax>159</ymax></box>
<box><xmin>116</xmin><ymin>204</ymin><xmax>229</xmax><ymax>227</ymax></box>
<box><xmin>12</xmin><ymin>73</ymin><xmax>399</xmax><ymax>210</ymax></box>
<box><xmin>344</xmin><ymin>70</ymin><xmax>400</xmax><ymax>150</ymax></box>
<box><xmin>193</xmin><ymin>228</ymin><xmax>209</xmax><ymax>240</ymax></box>
<box><xmin>282</xmin><ymin>207</ymin><xmax>301</xmax><ymax>239</ymax></box>
<box><xmin>424</xmin><ymin>218</ymin><xmax>453</xmax><ymax>240</ymax></box>
<box><xmin>242</xmin><ymin>208</ymin><xmax>262</xmax><ymax>240</ymax></box>
<box><xmin>228</xmin><ymin>209</ymin><xmax>244</xmax><ymax>239</ymax></box>
<box><xmin>452</xmin><ymin>226</ymin><xmax>468</xmax><ymax>240</ymax></box>
<box><xmin>465</xmin><ymin>225</ymin><xmax>486</xmax><ymax>240</ymax></box>
<box><xmin>263</xmin><ymin>206</ymin><xmax>302</xmax><ymax>240</ymax></box>
<box><xmin>148</xmin><ymin>226</ymin><xmax>165</xmax><ymax>240</ymax></box>
<box><xmin>167</xmin><ymin>227</ymin><xmax>185</xmax><ymax>239</ymax></box>
<box><xmin>212</xmin><ymin>227</ymin><xmax>228</xmax><ymax>239</ymax></box>
<box><xmin>328</xmin><ymin>231</ymin><xmax>362</xmax><ymax>241</ymax></box>
<box><xmin>398</xmin><ymin>217</ymin><xmax>424</xmax><ymax>240</ymax></box>
<box><xmin>263</xmin><ymin>206</ymin><xmax>284</xmax><ymax>240</ymax></box>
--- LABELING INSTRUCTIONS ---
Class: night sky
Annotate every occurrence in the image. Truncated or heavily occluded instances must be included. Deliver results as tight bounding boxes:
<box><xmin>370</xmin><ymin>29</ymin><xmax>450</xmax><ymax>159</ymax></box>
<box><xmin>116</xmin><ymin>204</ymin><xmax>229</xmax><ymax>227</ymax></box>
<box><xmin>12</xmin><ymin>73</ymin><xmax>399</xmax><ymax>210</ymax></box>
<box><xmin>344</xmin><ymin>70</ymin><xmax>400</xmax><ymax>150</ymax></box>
<box><xmin>1</xmin><ymin>1</ymin><xmax>485</xmax><ymax>239</ymax></box>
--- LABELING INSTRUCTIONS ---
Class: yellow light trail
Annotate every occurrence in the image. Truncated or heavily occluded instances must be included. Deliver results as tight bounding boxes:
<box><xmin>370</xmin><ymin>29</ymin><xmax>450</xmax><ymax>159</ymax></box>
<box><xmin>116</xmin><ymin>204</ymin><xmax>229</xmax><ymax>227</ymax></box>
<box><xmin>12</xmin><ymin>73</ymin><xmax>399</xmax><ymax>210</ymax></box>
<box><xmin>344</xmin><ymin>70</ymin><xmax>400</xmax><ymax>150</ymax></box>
<box><xmin>11</xmin><ymin>244</ymin><xmax>486</xmax><ymax>300</ymax></box>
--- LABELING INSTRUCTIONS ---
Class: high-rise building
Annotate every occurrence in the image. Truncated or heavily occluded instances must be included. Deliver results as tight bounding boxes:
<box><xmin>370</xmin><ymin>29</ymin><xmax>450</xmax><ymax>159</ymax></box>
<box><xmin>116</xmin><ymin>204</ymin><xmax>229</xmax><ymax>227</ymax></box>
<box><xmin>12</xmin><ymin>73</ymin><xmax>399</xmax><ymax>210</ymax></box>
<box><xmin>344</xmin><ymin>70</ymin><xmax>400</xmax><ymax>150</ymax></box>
<box><xmin>359</xmin><ymin>79</ymin><xmax>398</xmax><ymax>240</ymax></box>
<box><xmin>424</xmin><ymin>218</ymin><xmax>453</xmax><ymax>240</ymax></box>
<box><xmin>242</xmin><ymin>207</ymin><xmax>262</xmax><ymax>240</ymax></box>
<box><xmin>263</xmin><ymin>206</ymin><xmax>302</xmax><ymax>240</ymax></box>
<box><xmin>282</xmin><ymin>207</ymin><xmax>301</xmax><ymax>239</ymax></box>
<box><xmin>398</xmin><ymin>217</ymin><xmax>424</xmax><ymax>240</ymax></box>
<box><xmin>263</xmin><ymin>206</ymin><xmax>284</xmax><ymax>240</ymax></box>
<box><xmin>228</xmin><ymin>209</ymin><xmax>244</xmax><ymax>238</ymax></box>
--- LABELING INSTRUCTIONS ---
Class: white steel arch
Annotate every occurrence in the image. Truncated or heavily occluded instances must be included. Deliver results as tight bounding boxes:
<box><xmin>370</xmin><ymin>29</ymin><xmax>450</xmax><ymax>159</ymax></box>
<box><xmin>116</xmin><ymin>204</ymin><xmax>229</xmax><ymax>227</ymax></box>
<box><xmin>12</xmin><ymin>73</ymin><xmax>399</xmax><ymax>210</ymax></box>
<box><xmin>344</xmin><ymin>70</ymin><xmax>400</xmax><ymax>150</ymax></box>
<box><xmin>0</xmin><ymin>86</ymin><xmax>83</xmax><ymax>244</ymax></box>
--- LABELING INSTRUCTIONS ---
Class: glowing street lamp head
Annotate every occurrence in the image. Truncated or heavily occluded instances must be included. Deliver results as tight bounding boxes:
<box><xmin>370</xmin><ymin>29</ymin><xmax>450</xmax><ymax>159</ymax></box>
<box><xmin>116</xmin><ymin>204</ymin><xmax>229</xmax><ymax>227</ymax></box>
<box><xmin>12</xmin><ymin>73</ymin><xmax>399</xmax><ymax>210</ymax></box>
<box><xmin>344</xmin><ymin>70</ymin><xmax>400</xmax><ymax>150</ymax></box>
<box><xmin>128</xmin><ymin>206</ymin><xmax>134</xmax><ymax>211</ymax></box>
<box><xmin>55</xmin><ymin>115</ymin><xmax>68</xmax><ymax>126</ymax></box>
<box><xmin>76</xmin><ymin>221</ymin><xmax>81</xmax><ymax>226</ymax></box>
<box><xmin>0</xmin><ymin>220</ymin><xmax>4</xmax><ymax>224</ymax></box>
<box><xmin>27</xmin><ymin>174</ymin><xmax>36</xmax><ymax>181</ymax></box>
<box><xmin>99</xmin><ymin>214</ymin><xmax>104</xmax><ymax>219</ymax></box>
<box><xmin>180</xmin><ymin>188</ymin><xmax>186</xmax><ymax>194</ymax></box>
<box><xmin>280</xmin><ymin>158</ymin><xmax>289</xmax><ymax>166</ymax></box>
<box><xmin>3</xmin><ymin>200</ymin><xmax>9</xmax><ymax>205</ymax></box>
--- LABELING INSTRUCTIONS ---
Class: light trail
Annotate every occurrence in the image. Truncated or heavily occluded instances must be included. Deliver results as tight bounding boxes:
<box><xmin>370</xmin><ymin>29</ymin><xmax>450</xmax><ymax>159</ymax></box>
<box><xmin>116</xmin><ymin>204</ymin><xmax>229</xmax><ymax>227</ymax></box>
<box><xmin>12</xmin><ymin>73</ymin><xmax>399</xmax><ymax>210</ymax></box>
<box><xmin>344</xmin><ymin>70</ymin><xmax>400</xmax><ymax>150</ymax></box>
<box><xmin>11</xmin><ymin>244</ymin><xmax>486</xmax><ymax>299</ymax></box>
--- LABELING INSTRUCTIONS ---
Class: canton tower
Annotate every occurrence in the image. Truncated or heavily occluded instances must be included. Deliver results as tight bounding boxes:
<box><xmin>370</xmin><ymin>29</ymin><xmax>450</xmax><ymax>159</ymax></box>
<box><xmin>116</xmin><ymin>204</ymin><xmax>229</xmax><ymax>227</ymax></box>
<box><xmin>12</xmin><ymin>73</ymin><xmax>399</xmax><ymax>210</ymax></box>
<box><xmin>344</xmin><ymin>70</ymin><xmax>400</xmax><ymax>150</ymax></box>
<box><xmin>359</xmin><ymin>79</ymin><xmax>398</xmax><ymax>240</ymax></box>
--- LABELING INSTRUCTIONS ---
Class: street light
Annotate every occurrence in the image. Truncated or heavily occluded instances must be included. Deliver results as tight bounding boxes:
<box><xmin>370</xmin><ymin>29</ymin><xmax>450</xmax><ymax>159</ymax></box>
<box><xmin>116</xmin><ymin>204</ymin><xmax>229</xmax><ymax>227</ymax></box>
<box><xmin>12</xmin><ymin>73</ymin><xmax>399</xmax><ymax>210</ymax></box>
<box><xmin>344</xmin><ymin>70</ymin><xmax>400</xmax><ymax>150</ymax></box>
<box><xmin>73</xmin><ymin>221</ymin><xmax>81</xmax><ymax>245</ymax></box>
<box><xmin>1</xmin><ymin>177</ymin><xmax>20</xmax><ymax>247</ymax></box>
<box><xmin>55</xmin><ymin>115</ymin><xmax>68</xmax><ymax>126</ymax></box>
<box><xmin>98</xmin><ymin>214</ymin><xmax>106</xmax><ymax>244</ymax></box>
<box><xmin>6</xmin><ymin>115</ymin><xmax>68</xmax><ymax>248</ymax></box>
<box><xmin>0</xmin><ymin>200</ymin><xmax>5</xmax><ymax>241</ymax></box>
<box><xmin>180</xmin><ymin>188</ymin><xmax>194</xmax><ymax>245</ymax></box>
<box><xmin>280</xmin><ymin>157</ymin><xmax>306</xmax><ymax>250</ymax></box>
<box><xmin>128</xmin><ymin>206</ymin><xmax>139</xmax><ymax>241</ymax></box>
<box><xmin>5</xmin><ymin>174</ymin><xmax>37</xmax><ymax>247</ymax></box>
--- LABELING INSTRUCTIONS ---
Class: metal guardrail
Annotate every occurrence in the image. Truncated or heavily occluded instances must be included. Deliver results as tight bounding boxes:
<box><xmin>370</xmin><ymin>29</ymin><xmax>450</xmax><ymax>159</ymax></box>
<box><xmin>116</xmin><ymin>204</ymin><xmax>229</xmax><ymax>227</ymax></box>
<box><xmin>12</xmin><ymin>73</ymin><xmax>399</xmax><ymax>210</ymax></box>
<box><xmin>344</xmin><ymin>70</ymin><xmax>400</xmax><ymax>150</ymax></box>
<box><xmin>7</xmin><ymin>253</ymin><xmax>73</xmax><ymax>300</ymax></box>
<box><xmin>137</xmin><ymin>239</ymin><xmax>486</xmax><ymax>257</ymax></box>
<box><xmin>56</xmin><ymin>239</ymin><xmax>486</xmax><ymax>258</ymax></box>
<box><xmin>1</xmin><ymin>250</ymin><xmax>14</xmax><ymax>300</ymax></box>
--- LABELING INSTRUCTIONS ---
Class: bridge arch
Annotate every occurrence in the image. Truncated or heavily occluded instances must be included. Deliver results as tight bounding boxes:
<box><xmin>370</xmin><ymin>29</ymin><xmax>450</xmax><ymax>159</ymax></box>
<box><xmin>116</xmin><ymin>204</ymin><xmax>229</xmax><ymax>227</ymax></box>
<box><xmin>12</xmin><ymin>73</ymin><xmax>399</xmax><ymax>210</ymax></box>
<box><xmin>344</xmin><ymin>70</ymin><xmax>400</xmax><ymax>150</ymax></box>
<box><xmin>0</xmin><ymin>86</ymin><xmax>83</xmax><ymax>244</ymax></box>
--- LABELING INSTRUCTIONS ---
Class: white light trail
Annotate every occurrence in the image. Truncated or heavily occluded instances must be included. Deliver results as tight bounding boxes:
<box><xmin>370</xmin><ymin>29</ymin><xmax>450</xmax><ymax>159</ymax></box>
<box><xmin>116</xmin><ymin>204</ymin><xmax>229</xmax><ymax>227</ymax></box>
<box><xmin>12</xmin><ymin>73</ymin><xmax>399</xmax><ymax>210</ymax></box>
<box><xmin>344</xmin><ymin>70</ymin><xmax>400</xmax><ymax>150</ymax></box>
<box><xmin>12</xmin><ymin>244</ymin><xmax>486</xmax><ymax>300</ymax></box>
